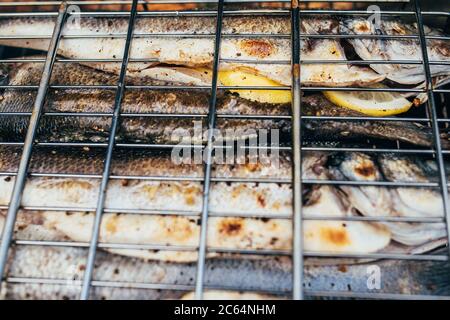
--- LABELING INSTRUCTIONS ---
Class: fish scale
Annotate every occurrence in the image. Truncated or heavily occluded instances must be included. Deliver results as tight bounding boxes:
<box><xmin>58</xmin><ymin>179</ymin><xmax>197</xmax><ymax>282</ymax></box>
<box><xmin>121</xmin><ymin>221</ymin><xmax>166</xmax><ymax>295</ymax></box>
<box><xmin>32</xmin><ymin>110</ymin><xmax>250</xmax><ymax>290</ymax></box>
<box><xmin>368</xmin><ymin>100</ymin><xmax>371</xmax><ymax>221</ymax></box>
<box><xmin>0</xmin><ymin>60</ymin><xmax>291</xmax><ymax>143</ymax></box>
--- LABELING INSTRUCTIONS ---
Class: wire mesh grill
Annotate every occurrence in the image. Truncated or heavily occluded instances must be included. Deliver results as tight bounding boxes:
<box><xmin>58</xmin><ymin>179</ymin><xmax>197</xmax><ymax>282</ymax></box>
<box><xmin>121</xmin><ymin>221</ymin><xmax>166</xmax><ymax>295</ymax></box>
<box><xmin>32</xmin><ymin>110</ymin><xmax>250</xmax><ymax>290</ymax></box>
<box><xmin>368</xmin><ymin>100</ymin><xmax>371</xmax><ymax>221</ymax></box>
<box><xmin>0</xmin><ymin>0</ymin><xmax>449</xmax><ymax>300</ymax></box>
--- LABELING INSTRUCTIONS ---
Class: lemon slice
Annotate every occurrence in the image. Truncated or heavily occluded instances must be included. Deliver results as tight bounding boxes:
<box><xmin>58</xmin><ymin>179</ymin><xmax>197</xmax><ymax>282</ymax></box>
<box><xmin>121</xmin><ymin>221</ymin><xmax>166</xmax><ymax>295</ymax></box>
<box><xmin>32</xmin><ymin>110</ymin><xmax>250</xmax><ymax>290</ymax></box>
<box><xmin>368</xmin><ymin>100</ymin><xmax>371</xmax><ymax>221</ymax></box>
<box><xmin>218</xmin><ymin>70</ymin><xmax>291</xmax><ymax>104</ymax></box>
<box><xmin>323</xmin><ymin>86</ymin><xmax>413</xmax><ymax>116</ymax></box>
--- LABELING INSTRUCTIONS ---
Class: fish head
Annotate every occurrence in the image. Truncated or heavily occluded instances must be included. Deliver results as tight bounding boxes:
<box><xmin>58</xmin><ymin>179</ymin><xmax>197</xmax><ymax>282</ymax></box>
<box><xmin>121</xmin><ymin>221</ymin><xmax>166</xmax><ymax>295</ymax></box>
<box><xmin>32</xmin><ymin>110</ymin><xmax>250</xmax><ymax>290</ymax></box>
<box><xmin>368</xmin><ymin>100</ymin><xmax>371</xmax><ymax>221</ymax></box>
<box><xmin>0</xmin><ymin>64</ymin><xmax>8</xmax><ymax>87</ymax></box>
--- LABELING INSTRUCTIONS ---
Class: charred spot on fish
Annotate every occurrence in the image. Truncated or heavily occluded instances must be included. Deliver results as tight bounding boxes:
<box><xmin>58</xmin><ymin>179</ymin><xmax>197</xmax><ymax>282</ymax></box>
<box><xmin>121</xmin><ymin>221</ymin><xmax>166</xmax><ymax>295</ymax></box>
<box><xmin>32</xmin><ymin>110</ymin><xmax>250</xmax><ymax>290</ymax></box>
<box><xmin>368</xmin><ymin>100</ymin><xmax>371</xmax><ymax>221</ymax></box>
<box><xmin>240</xmin><ymin>40</ymin><xmax>275</xmax><ymax>58</ymax></box>
<box><xmin>392</xmin><ymin>24</ymin><xmax>407</xmax><ymax>35</ymax></box>
<box><xmin>355</xmin><ymin>21</ymin><xmax>370</xmax><ymax>33</ymax></box>
<box><xmin>261</xmin><ymin>217</ymin><xmax>270</xmax><ymax>223</ymax></box>
<box><xmin>320</xmin><ymin>227</ymin><xmax>350</xmax><ymax>246</ymax></box>
<box><xmin>354</xmin><ymin>161</ymin><xmax>376</xmax><ymax>178</ymax></box>
<box><xmin>113</xmin><ymin>268</ymin><xmax>120</xmax><ymax>275</ymax></box>
<box><xmin>256</xmin><ymin>194</ymin><xmax>266</xmax><ymax>208</ymax></box>
<box><xmin>4</xmin><ymin>176</ymin><xmax>11</xmax><ymax>182</ymax></box>
<box><xmin>270</xmin><ymin>237</ymin><xmax>278</xmax><ymax>245</ymax></box>
<box><xmin>219</xmin><ymin>219</ymin><xmax>243</xmax><ymax>236</ymax></box>
<box><xmin>184</xmin><ymin>195</ymin><xmax>196</xmax><ymax>206</ymax></box>
<box><xmin>338</xmin><ymin>265</ymin><xmax>348</xmax><ymax>273</ymax></box>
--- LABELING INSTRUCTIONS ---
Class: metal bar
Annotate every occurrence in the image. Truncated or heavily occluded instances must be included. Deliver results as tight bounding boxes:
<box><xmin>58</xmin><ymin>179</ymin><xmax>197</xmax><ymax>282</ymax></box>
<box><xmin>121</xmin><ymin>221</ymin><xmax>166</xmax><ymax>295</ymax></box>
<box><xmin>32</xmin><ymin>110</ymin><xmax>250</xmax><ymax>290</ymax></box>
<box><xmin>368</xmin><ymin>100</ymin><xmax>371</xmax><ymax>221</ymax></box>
<box><xmin>0</xmin><ymin>32</ymin><xmax>425</xmax><ymax>41</ymax></box>
<box><xmin>194</xmin><ymin>0</ymin><xmax>224</xmax><ymax>301</ymax></box>
<box><xmin>291</xmin><ymin>0</ymin><xmax>303</xmax><ymax>301</ymax></box>
<box><xmin>5</xmin><ymin>276</ymin><xmax>450</xmax><ymax>301</ymax></box>
<box><xmin>78</xmin><ymin>0</ymin><xmax>139</xmax><ymax>300</ymax></box>
<box><xmin>0</xmin><ymin>111</ymin><xmax>435</xmax><ymax>123</ymax></box>
<box><xmin>0</xmin><ymin>142</ymin><xmax>440</xmax><ymax>157</ymax></box>
<box><xmin>0</xmin><ymin>82</ymin><xmax>428</xmax><ymax>93</ymax></box>
<box><xmin>413</xmin><ymin>0</ymin><xmax>450</xmax><ymax>258</ymax></box>
<box><xmin>0</xmin><ymin>2</ymin><xmax>68</xmax><ymax>289</ymax></box>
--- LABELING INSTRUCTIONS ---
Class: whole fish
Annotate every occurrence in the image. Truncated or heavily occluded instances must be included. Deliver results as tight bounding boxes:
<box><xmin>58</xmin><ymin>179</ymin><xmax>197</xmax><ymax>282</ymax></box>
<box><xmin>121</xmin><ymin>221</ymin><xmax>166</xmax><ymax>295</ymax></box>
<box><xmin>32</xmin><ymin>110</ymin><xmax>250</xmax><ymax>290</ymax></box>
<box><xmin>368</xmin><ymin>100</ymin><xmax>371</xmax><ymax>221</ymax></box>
<box><xmin>328</xmin><ymin>152</ymin><xmax>448</xmax><ymax>246</ymax></box>
<box><xmin>0</xmin><ymin>146</ymin><xmax>395</xmax><ymax>262</ymax></box>
<box><xmin>301</xmin><ymin>94</ymin><xmax>450</xmax><ymax>148</ymax></box>
<box><xmin>2</xmin><ymin>245</ymin><xmax>449</xmax><ymax>299</ymax></box>
<box><xmin>340</xmin><ymin>17</ymin><xmax>450</xmax><ymax>85</ymax></box>
<box><xmin>1</xmin><ymin>145</ymin><xmax>446</xmax><ymax>263</ymax></box>
<box><xmin>0</xmin><ymin>60</ymin><xmax>291</xmax><ymax>144</ymax></box>
<box><xmin>0</xmin><ymin>61</ymin><xmax>445</xmax><ymax>148</ymax></box>
<box><xmin>0</xmin><ymin>15</ymin><xmax>383</xmax><ymax>86</ymax></box>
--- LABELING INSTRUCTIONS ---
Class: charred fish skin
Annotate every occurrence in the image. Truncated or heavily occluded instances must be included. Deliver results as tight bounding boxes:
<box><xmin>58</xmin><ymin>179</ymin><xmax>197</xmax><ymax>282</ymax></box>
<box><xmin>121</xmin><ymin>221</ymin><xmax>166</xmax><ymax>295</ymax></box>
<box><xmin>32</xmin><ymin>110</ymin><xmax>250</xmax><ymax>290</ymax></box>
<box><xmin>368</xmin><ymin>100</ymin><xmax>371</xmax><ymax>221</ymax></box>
<box><xmin>301</xmin><ymin>94</ymin><xmax>448</xmax><ymax>148</ymax></box>
<box><xmin>340</xmin><ymin>17</ymin><xmax>450</xmax><ymax>84</ymax></box>
<box><xmin>0</xmin><ymin>61</ymin><xmax>291</xmax><ymax>143</ymax></box>
<box><xmin>0</xmin><ymin>16</ymin><xmax>383</xmax><ymax>87</ymax></box>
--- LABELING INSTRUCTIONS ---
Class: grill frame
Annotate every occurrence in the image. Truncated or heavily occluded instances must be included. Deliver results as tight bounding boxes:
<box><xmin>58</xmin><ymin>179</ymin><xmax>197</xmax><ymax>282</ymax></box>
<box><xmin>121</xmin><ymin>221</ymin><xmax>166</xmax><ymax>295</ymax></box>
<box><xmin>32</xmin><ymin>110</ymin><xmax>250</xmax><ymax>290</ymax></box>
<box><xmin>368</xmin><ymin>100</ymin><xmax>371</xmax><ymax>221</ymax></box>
<box><xmin>0</xmin><ymin>0</ymin><xmax>448</xmax><ymax>300</ymax></box>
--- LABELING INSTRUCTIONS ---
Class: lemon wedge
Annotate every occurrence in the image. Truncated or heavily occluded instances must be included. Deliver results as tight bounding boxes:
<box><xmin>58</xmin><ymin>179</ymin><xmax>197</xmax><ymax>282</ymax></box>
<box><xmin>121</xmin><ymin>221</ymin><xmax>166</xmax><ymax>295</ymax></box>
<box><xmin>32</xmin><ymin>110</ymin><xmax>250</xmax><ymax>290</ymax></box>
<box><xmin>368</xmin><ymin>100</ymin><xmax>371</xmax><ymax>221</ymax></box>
<box><xmin>218</xmin><ymin>70</ymin><xmax>291</xmax><ymax>104</ymax></box>
<box><xmin>323</xmin><ymin>86</ymin><xmax>413</xmax><ymax>116</ymax></box>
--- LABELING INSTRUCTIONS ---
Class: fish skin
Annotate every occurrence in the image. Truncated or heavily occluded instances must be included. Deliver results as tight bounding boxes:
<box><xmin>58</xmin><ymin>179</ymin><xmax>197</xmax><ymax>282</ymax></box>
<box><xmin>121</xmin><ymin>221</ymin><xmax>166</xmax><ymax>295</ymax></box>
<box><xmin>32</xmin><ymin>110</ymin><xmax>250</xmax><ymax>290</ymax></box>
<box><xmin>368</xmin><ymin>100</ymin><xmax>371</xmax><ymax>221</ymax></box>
<box><xmin>301</xmin><ymin>94</ymin><xmax>449</xmax><ymax>148</ymax></box>
<box><xmin>0</xmin><ymin>61</ymin><xmax>443</xmax><ymax>148</ymax></box>
<box><xmin>328</xmin><ymin>152</ymin><xmax>447</xmax><ymax>246</ymax></box>
<box><xmin>2</xmin><ymin>245</ymin><xmax>449</xmax><ymax>299</ymax></box>
<box><xmin>0</xmin><ymin>16</ymin><xmax>383</xmax><ymax>86</ymax></box>
<box><xmin>0</xmin><ymin>61</ymin><xmax>291</xmax><ymax>143</ymax></box>
<box><xmin>0</xmin><ymin>146</ymin><xmax>444</xmax><ymax>262</ymax></box>
<box><xmin>340</xmin><ymin>17</ymin><xmax>450</xmax><ymax>85</ymax></box>
<box><xmin>0</xmin><ymin>146</ymin><xmax>394</xmax><ymax>262</ymax></box>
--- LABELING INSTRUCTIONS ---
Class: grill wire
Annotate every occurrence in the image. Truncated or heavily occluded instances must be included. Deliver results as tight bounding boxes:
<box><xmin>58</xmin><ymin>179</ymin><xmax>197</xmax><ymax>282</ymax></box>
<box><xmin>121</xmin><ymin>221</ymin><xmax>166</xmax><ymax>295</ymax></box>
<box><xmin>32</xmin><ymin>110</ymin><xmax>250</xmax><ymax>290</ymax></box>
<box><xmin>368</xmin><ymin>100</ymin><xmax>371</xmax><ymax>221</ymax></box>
<box><xmin>0</xmin><ymin>0</ymin><xmax>448</xmax><ymax>300</ymax></box>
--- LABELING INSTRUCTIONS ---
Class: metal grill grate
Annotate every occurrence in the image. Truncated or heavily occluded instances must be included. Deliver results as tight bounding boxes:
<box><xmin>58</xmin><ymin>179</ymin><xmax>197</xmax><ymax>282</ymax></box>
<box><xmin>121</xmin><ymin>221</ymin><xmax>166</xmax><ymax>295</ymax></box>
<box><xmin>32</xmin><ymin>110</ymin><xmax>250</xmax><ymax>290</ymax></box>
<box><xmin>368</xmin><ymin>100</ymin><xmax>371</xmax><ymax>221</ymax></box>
<box><xmin>0</xmin><ymin>0</ymin><xmax>449</xmax><ymax>300</ymax></box>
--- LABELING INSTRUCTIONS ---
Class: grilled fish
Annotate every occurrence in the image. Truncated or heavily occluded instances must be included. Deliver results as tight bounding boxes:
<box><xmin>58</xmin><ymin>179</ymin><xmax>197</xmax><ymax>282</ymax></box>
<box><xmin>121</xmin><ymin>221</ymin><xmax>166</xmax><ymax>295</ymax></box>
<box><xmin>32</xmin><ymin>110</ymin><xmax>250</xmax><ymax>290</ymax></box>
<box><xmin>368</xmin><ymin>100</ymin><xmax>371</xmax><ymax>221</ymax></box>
<box><xmin>302</xmin><ymin>94</ymin><xmax>449</xmax><ymax>148</ymax></box>
<box><xmin>328</xmin><ymin>152</ymin><xmax>448</xmax><ymax>246</ymax></box>
<box><xmin>0</xmin><ymin>60</ymin><xmax>291</xmax><ymax>143</ymax></box>
<box><xmin>0</xmin><ymin>146</ymin><xmax>394</xmax><ymax>262</ymax></box>
<box><xmin>0</xmin><ymin>15</ymin><xmax>384</xmax><ymax>86</ymax></box>
<box><xmin>0</xmin><ymin>61</ymin><xmax>445</xmax><ymax>147</ymax></box>
<box><xmin>1</xmin><ymin>145</ymin><xmax>447</xmax><ymax>262</ymax></box>
<box><xmin>340</xmin><ymin>18</ymin><xmax>450</xmax><ymax>85</ymax></box>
